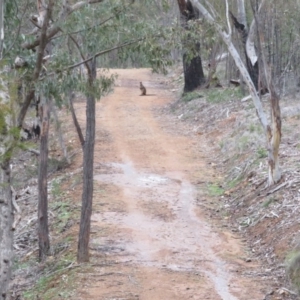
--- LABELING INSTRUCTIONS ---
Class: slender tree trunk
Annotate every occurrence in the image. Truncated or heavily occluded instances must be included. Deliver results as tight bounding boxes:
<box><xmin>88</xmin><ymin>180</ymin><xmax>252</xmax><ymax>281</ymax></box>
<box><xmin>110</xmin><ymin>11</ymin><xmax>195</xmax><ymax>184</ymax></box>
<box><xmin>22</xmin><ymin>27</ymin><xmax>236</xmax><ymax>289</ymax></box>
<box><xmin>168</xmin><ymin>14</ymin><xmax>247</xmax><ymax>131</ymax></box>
<box><xmin>0</xmin><ymin>1</ymin><xmax>12</xmax><ymax>297</ymax></box>
<box><xmin>0</xmin><ymin>162</ymin><xmax>13</xmax><ymax>300</ymax></box>
<box><xmin>0</xmin><ymin>0</ymin><xmax>4</xmax><ymax>60</ymax></box>
<box><xmin>237</xmin><ymin>0</ymin><xmax>247</xmax><ymax>27</ymax></box>
<box><xmin>69</xmin><ymin>91</ymin><xmax>85</xmax><ymax>149</ymax></box>
<box><xmin>77</xmin><ymin>58</ymin><xmax>96</xmax><ymax>263</ymax></box>
<box><xmin>267</xmin><ymin>81</ymin><xmax>281</xmax><ymax>185</ymax></box>
<box><xmin>177</xmin><ymin>0</ymin><xmax>205</xmax><ymax>92</ymax></box>
<box><xmin>52</xmin><ymin>102</ymin><xmax>70</xmax><ymax>164</ymax></box>
<box><xmin>38</xmin><ymin>98</ymin><xmax>50</xmax><ymax>261</ymax></box>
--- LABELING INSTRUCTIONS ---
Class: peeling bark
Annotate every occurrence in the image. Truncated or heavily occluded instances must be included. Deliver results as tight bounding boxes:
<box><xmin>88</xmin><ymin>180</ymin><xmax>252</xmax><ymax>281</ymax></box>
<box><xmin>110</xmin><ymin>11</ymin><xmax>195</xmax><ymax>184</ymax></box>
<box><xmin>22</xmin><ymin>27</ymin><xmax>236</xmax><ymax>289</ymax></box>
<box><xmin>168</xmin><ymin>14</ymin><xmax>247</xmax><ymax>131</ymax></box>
<box><xmin>190</xmin><ymin>0</ymin><xmax>281</xmax><ymax>185</ymax></box>
<box><xmin>267</xmin><ymin>85</ymin><xmax>281</xmax><ymax>185</ymax></box>
<box><xmin>230</xmin><ymin>11</ymin><xmax>259</xmax><ymax>90</ymax></box>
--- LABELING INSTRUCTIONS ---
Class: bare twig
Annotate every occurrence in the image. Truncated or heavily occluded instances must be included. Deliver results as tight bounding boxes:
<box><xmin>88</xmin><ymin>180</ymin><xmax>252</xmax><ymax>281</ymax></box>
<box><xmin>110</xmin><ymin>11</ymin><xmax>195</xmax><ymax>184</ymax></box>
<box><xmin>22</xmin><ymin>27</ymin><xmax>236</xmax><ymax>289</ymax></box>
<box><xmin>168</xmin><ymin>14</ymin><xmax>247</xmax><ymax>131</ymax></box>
<box><xmin>266</xmin><ymin>181</ymin><xmax>288</xmax><ymax>195</ymax></box>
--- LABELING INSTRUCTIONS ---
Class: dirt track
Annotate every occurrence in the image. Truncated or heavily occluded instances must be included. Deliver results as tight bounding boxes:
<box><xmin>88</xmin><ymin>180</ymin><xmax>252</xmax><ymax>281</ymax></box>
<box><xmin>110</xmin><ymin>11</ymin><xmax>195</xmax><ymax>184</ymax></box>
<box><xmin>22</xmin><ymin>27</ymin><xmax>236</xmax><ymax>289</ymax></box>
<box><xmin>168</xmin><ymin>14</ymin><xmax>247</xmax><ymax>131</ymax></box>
<box><xmin>75</xmin><ymin>69</ymin><xmax>267</xmax><ymax>300</ymax></box>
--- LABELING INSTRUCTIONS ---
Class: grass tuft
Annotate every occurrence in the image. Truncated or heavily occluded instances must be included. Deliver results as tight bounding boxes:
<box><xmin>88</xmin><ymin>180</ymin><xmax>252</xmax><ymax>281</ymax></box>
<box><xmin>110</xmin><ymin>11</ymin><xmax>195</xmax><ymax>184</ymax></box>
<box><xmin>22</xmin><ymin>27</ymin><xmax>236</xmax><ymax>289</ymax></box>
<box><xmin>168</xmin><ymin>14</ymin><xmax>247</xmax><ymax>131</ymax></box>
<box><xmin>207</xmin><ymin>183</ymin><xmax>224</xmax><ymax>196</ymax></box>
<box><xmin>286</xmin><ymin>251</ymin><xmax>300</xmax><ymax>295</ymax></box>
<box><xmin>182</xmin><ymin>91</ymin><xmax>203</xmax><ymax>102</ymax></box>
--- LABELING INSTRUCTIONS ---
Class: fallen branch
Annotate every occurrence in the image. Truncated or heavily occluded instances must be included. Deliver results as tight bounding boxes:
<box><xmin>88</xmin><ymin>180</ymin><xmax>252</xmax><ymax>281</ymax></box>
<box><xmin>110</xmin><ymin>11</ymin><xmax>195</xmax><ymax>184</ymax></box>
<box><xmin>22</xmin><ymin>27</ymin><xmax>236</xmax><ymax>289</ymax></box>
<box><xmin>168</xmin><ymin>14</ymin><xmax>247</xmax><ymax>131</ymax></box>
<box><xmin>28</xmin><ymin>148</ymin><xmax>40</xmax><ymax>155</ymax></box>
<box><xmin>266</xmin><ymin>181</ymin><xmax>288</xmax><ymax>195</ymax></box>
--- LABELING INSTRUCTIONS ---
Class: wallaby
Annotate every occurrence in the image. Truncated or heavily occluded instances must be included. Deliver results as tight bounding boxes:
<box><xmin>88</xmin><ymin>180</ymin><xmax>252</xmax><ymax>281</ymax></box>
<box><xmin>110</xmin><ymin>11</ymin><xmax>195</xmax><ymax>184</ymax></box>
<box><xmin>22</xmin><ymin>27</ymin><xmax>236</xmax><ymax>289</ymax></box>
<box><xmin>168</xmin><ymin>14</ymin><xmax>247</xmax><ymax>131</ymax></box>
<box><xmin>140</xmin><ymin>82</ymin><xmax>147</xmax><ymax>96</ymax></box>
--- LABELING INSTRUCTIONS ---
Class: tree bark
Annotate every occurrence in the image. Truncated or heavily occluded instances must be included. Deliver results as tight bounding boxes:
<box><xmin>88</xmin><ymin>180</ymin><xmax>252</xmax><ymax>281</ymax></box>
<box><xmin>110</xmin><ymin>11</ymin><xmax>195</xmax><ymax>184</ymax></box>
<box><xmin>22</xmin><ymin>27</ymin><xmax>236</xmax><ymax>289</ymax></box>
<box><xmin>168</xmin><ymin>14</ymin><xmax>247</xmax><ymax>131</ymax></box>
<box><xmin>77</xmin><ymin>58</ymin><xmax>96</xmax><ymax>263</ymax></box>
<box><xmin>18</xmin><ymin>0</ymin><xmax>55</xmax><ymax>127</ymax></box>
<box><xmin>0</xmin><ymin>4</ymin><xmax>10</xmax><ymax>296</ymax></box>
<box><xmin>267</xmin><ymin>86</ymin><xmax>281</xmax><ymax>185</ymax></box>
<box><xmin>0</xmin><ymin>162</ymin><xmax>13</xmax><ymax>300</ymax></box>
<box><xmin>230</xmin><ymin>11</ymin><xmax>259</xmax><ymax>90</ymax></box>
<box><xmin>190</xmin><ymin>0</ymin><xmax>281</xmax><ymax>185</ymax></box>
<box><xmin>237</xmin><ymin>0</ymin><xmax>247</xmax><ymax>29</ymax></box>
<box><xmin>0</xmin><ymin>0</ymin><xmax>4</xmax><ymax>60</ymax></box>
<box><xmin>69</xmin><ymin>91</ymin><xmax>85</xmax><ymax>149</ymax></box>
<box><xmin>38</xmin><ymin>98</ymin><xmax>50</xmax><ymax>261</ymax></box>
<box><xmin>52</xmin><ymin>101</ymin><xmax>71</xmax><ymax>164</ymax></box>
<box><xmin>0</xmin><ymin>77</ymin><xmax>17</xmax><ymax>298</ymax></box>
<box><xmin>177</xmin><ymin>0</ymin><xmax>205</xmax><ymax>92</ymax></box>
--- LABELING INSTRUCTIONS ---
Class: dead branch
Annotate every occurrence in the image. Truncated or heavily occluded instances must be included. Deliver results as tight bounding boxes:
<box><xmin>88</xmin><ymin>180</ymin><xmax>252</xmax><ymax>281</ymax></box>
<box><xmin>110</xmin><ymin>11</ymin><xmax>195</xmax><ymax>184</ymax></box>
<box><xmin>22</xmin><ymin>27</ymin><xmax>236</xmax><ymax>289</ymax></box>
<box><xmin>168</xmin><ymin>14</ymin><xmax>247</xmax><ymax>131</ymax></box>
<box><xmin>266</xmin><ymin>181</ymin><xmax>289</xmax><ymax>195</ymax></box>
<box><xmin>17</xmin><ymin>1</ymin><xmax>54</xmax><ymax>127</ymax></box>
<box><xmin>21</xmin><ymin>0</ymin><xmax>105</xmax><ymax>51</ymax></box>
<box><xmin>28</xmin><ymin>148</ymin><xmax>40</xmax><ymax>156</ymax></box>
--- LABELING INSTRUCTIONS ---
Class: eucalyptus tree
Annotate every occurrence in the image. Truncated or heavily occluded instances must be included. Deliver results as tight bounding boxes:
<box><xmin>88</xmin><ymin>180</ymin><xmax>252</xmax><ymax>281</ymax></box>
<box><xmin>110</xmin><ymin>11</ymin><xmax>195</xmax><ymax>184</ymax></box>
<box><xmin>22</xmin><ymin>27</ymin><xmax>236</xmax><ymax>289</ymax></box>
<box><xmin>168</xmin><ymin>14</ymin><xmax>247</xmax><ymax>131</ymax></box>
<box><xmin>190</xmin><ymin>0</ymin><xmax>281</xmax><ymax>186</ymax></box>
<box><xmin>177</xmin><ymin>0</ymin><xmax>205</xmax><ymax>92</ymax></box>
<box><xmin>0</xmin><ymin>0</ymin><xmax>174</xmax><ymax>293</ymax></box>
<box><xmin>55</xmin><ymin>0</ymin><xmax>173</xmax><ymax>262</ymax></box>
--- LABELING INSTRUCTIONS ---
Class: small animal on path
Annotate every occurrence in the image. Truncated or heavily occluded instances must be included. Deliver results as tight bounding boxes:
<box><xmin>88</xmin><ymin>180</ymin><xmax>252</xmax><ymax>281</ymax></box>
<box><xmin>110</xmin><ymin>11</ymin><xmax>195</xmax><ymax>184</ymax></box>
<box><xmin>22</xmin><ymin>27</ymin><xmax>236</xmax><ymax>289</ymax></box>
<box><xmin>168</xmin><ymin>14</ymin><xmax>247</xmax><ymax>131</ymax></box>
<box><xmin>140</xmin><ymin>82</ymin><xmax>147</xmax><ymax>96</ymax></box>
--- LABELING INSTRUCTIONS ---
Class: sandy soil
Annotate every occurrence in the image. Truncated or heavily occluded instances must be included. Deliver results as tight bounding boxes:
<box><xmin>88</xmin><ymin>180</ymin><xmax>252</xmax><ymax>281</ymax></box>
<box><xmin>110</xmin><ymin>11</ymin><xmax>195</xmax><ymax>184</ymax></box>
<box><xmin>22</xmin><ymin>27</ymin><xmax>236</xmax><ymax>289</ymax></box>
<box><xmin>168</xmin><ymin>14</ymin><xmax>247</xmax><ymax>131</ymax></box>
<box><xmin>73</xmin><ymin>69</ymin><xmax>269</xmax><ymax>300</ymax></box>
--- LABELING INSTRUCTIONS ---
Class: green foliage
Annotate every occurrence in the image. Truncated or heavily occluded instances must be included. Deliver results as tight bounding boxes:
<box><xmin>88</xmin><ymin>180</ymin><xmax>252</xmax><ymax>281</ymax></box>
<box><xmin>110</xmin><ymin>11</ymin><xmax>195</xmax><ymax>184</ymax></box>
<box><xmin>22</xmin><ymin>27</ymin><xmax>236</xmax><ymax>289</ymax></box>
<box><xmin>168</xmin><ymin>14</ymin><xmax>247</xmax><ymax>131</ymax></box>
<box><xmin>2</xmin><ymin>0</ymin><xmax>176</xmax><ymax>111</ymax></box>
<box><xmin>51</xmin><ymin>179</ymin><xmax>62</xmax><ymax>199</ymax></box>
<box><xmin>207</xmin><ymin>183</ymin><xmax>224</xmax><ymax>197</ymax></box>
<box><xmin>182</xmin><ymin>91</ymin><xmax>203</xmax><ymax>102</ymax></box>
<box><xmin>22</xmin><ymin>253</ymin><xmax>77</xmax><ymax>299</ymax></box>
<box><xmin>59</xmin><ymin>0</ymin><xmax>174</xmax><ymax>72</ymax></box>
<box><xmin>49</xmin><ymin>178</ymin><xmax>79</xmax><ymax>233</ymax></box>
<box><xmin>205</xmin><ymin>88</ymin><xmax>243</xmax><ymax>103</ymax></box>
<box><xmin>257</xmin><ymin>147</ymin><xmax>267</xmax><ymax>158</ymax></box>
<box><xmin>0</xmin><ymin>104</ymin><xmax>9</xmax><ymax>134</ymax></box>
<box><xmin>248</xmin><ymin>124</ymin><xmax>263</xmax><ymax>134</ymax></box>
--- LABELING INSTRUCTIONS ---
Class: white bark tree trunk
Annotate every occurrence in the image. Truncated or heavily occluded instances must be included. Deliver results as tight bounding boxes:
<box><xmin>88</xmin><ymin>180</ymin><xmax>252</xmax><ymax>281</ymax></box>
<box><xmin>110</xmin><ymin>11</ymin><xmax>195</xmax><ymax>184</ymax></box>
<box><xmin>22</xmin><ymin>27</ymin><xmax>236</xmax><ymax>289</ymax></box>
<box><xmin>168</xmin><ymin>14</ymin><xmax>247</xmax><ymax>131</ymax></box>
<box><xmin>0</xmin><ymin>162</ymin><xmax>13</xmax><ymax>300</ymax></box>
<box><xmin>0</xmin><ymin>79</ymin><xmax>15</xmax><ymax>299</ymax></box>
<box><xmin>237</xmin><ymin>0</ymin><xmax>247</xmax><ymax>29</ymax></box>
<box><xmin>190</xmin><ymin>0</ymin><xmax>281</xmax><ymax>185</ymax></box>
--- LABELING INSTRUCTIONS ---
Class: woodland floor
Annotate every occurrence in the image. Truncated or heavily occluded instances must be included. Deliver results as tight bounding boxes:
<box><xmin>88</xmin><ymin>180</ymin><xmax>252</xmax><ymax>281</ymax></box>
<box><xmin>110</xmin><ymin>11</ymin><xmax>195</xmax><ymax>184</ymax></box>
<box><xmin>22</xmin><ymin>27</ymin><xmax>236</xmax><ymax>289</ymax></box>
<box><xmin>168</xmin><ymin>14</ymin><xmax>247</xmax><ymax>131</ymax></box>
<box><xmin>10</xmin><ymin>68</ymin><xmax>300</xmax><ymax>300</ymax></box>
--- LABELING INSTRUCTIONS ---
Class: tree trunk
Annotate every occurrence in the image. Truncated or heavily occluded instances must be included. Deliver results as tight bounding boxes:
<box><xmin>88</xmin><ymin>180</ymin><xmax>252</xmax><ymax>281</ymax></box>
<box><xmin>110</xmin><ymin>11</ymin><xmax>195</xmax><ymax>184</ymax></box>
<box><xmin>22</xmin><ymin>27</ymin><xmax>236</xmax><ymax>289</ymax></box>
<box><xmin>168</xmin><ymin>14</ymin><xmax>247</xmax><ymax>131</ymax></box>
<box><xmin>177</xmin><ymin>0</ymin><xmax>205</xmax><ymax>92</ymax></box>
<box><xmin>77</xmin><ymin>58</ymin><xmax>96</xmax><ymax>263</ymax></box>
<box><xmin>0</xmin><ymin>0</ymin><xmax>4</xmax><ymax>60</ymax></box>
<box><xmin>0</xmin><ymin>162</ymin><xmax>13</xmax><ymax>300</ymax></box>
<box><xmin>267</xmin><ymin>85</ymin><xmax>281</xmax><ymax>185</ymax></box>
<box><xmin>38</xmin><ymin>98</ymin><xmax>50</xmax><ymax>261</ymax></box>
<box><xmin>190</xmin><ymin>0</ymin><xmax>282</xmax><ymax>185</ymax></box>
<box><xmin>69</xmin><ymin>91</ymin><xmax>85</xmax><ymax>149</ymax></box>
<box><xmin>237</xmin><ymin>0</ymin><xmax>247</xmax><ymax>28</ymax></box>
<box><xmin>0</xmin><ymin>72</ymin><xmax>17</xmax><ymax>298</ymax></box>
<box><xmin>230</xmin><ymin>11</ymin><xmax>259</xmax><ymax>90</ymax></box>
<box><xmin>52</xmin><ymin>101</ymin><xmax>70</xmax><ymax>164</ymax></box>
<box><xmin>183</xmin><ymin>48</ymin><xmax>205</xmax><ymax>92</ymax></box>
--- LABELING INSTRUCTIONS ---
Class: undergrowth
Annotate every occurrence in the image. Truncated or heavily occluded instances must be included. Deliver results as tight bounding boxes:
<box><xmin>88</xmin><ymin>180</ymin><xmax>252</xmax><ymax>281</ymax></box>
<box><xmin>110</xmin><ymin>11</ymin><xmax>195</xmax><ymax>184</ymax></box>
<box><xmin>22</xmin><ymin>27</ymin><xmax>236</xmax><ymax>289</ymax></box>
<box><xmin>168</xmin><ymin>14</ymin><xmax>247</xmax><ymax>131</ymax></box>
<box><xmin>182</xmin><ymin>91</ymin><xmax>203</xmax><ymax>102</ymax></box>
<box><xmin>204</xmin><ymin>87</ymin><xmax>243</xmax><ymax>103</ymax></box>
